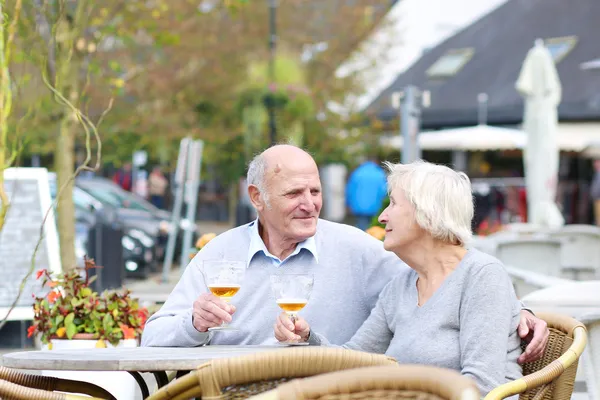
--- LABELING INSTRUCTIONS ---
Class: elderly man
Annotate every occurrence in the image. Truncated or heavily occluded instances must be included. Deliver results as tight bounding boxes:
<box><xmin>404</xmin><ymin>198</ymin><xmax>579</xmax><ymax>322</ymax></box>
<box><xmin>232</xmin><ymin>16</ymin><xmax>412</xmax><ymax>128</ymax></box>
<box><xmin>142</xmin><ymin>145</ymin><xmax>548</xmax><ymax>364</ymax></box>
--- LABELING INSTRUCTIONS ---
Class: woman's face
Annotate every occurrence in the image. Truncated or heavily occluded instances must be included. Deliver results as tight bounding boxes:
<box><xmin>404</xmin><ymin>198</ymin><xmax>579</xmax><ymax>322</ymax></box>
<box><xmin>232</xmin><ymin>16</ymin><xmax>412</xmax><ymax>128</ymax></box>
<box><xmin>378</xmin><ymin>188</ymin><xmax>424</xmax><ymax>253</ymax></box>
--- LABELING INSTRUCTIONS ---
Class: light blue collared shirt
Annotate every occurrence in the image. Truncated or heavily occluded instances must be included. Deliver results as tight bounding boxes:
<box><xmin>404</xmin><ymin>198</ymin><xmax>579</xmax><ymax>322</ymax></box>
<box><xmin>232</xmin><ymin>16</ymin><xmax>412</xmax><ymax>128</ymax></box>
<box><xmin>246</xmin><ymin>219</ymin><xmax>319</xmax><ymax>267</ymax></box>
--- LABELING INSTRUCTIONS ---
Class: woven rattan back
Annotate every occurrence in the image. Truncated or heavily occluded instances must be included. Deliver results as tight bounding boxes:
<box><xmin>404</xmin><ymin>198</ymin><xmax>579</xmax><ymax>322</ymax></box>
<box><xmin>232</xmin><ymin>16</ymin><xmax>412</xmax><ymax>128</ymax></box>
<box><xmin>0</xmin><ymin>366</ymin><xmax>114</xmax><ymax>399</ymax></box>
<box><xmin>0</xmin><ymin>378</ymin><xmax>103</xmax><ymax>400</ymax></box>
<box><xmin>264</xmin><ymin>365</ymin><xmax>480</xmax><ymax>400</ymax></box>
<box><xmin>518</xmin><ymin>313</ymin><xmax>583</xmax><ymax>400</ymax></box>
<box><xmin>147</xmin><ymin>347</ymin><xmax>397</xmax><ymax>400</ymax></box>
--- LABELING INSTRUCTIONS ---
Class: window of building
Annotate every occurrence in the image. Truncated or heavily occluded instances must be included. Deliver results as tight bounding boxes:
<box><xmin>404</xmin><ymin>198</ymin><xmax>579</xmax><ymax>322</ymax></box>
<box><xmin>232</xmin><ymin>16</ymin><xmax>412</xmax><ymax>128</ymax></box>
<box><xmin>426</xmin><ymin>48</ymin><xmax>474</xmax><ymax>78</ymax></box>
<box><xmin>581</xmin><ymin>58</ymin><xmax>600</xmax><ymax>70</ymax></box>
<box><xmin>545</xmin><ymin>36</ymin><xmax>577</xmax><ymax>63</ymax></box>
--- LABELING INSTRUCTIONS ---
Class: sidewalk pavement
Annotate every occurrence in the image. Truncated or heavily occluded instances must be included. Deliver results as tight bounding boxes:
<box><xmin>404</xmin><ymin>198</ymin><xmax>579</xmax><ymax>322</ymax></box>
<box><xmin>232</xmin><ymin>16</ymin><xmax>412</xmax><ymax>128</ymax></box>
<box><xmin>126</xmin><ymin>265</ymin><xmax>182</xmax><ymax>306</ymax></box>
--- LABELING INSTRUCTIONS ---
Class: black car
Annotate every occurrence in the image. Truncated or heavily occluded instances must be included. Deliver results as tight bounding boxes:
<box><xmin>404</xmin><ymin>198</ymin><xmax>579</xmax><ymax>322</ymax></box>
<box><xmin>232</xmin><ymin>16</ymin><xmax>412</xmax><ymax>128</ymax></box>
<box><xmin>49</xmin><ymin>173</ymin><xmax>156</xmax><ymax>278</ymax></box>
<box><xmin>75</xmin><ymin>177</ymin><xmax>198</xmax><ymax>262</ymax></box>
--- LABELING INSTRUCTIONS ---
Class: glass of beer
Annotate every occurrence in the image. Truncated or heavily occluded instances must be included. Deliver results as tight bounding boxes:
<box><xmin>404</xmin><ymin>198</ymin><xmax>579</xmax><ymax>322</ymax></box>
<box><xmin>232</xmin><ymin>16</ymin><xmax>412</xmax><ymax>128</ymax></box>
<box><xmin>270</xmin><ymin>273</ymin><xmax>314</xmax><ymax>344</ymax></box>
<box><xmin>203</xmin><ymin>260</ymin><xmax>245</xmax><ymax>331</ymax></box>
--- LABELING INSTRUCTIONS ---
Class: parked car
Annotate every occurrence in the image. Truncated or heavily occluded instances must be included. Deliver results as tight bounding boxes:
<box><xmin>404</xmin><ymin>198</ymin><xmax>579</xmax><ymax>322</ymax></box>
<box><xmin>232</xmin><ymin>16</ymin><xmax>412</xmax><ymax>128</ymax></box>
<box><xmin>48</xmin><ymin>173</ymin><xmax>156</xmax><ymax>278</ymax></box>
<box><xmin>75</xmin><ymin>177</ymin><xmax>198</xmax><ymax>260</ymax></box>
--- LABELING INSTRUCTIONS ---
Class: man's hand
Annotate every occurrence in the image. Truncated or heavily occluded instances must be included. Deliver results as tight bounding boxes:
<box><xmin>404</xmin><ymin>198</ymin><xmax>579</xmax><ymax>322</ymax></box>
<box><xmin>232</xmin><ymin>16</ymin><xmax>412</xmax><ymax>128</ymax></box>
<box><xmin>518</xmin><ymin>310</ymin><xmax>549</xmax><ymax>364</ymax></box>
<box><xmin>274</xmin><ymin>312</ymin><xmax>310</xmax><ymax>342</ymax></box>
<box><xmin>192</xmin><ymin>293</ymin><xmax>236</xmax><ymax>332</ymax></box>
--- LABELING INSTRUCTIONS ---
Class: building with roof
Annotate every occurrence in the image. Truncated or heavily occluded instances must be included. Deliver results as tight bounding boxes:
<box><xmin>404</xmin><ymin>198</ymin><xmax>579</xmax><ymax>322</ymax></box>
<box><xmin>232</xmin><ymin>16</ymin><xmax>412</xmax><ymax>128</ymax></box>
<box><xmin>366</xmin><ymin>0</ymin><xmax>600</xmax><ymax>154</ymax></box>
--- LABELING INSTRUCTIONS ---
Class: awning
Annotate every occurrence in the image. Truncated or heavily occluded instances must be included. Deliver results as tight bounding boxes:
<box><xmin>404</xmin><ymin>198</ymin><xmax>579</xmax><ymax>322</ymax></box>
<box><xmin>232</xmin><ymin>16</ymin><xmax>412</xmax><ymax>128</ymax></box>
<box><xmin>557</xmin><ymin>122</ymin><xmax>600</xmax><ymax>152</ymax></box>
<box><xmin>381</xmin><ymin>122</ymin><xmax>600</xmax><ymax>152</ymax></box>
<box><xmin>381</xmin><ymin>124</ymin><xmax>526</xmax><ymax>151</ymax></box>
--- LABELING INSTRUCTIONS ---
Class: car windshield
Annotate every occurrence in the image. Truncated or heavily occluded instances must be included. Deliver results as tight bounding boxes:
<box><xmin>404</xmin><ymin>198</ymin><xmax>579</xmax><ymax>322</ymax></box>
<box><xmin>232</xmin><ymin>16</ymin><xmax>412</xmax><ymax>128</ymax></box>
<box><xmin>78</xmin><ymin>185</ymin><xmax>123</xmax><ymax>208</ymax></box>
<box><xmin>106</xmin><ymin>188</ymin><xmax>154</xmax><ymax>212</ymax></box>
<box><xmin>78</xmin><ymin>180</ymin><xmax>161</xmax><ymax>215</ymax></box>
<box><xmin>86</xmin><ymin>183</ymin><xmax>159</xmax><ymax>213</ymax></box>
<box><xmin>49</xmin><ymin>179</ymin><xmax>103</xmax><ymax>211</ymax></box>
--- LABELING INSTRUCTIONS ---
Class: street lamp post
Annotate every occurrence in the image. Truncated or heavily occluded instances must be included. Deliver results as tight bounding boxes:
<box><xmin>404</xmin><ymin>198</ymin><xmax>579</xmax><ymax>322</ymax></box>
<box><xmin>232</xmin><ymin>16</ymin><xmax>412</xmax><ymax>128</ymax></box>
<box><xmin>267</xmin><ymin>0</ymin><xmax>277</xmax><ymax>145</ymax></box>
<box><xmin>391</xmin><ymin>86</ymin><xmax>431</xmax><ymax>164</ymax></box>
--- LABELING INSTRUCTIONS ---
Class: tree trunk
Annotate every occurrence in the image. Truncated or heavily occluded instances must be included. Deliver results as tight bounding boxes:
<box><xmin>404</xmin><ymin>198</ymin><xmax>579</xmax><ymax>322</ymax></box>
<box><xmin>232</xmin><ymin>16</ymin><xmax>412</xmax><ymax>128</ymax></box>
<box><xmin>51</xmin><ymin>1</ymin><xmax>87</xmax><ymax>273</ymax></box>
<box><xmin>55</xmin><ymin>115</ymin><xmax>77</xmax><ymax>272</ymax></box>
<box><xmin>0</xmin><ymin>0</ymin><xmax>12</xmax><ymax>232</ymax></box>
<box><xmin>228</xmin><ymin>181</ymin><xmax>238</xmax><ymax>227</ymax></box>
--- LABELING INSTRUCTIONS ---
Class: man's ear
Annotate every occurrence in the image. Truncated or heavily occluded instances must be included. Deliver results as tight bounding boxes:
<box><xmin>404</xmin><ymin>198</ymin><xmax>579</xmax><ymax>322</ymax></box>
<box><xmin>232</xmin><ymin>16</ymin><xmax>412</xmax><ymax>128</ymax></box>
<box><xmin>248</xmin><ymin>185</ymin><xmax>264</xmax><ymax>211</ymax></box>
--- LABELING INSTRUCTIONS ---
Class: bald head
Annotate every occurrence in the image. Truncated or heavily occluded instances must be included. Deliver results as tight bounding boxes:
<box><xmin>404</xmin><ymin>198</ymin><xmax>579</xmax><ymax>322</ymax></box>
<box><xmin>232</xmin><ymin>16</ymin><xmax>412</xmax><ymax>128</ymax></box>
<box><xmin>247</xmin><ymin>145</ymin><xmax>318</xmax><ymax>206</ymax></box>
<box><xmin>262</xmin><ymin>145</ymin><xmax>317</xmax><ymax>175</ymax></box>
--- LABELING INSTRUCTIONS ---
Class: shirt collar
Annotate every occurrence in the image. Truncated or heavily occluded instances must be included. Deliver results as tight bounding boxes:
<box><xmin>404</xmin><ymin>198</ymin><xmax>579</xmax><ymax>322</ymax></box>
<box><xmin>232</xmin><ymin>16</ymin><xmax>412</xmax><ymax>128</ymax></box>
<box><xmin>247</xmin><ymin>219</ymin><xmax>319</xmax><ymax>267</ymax></box>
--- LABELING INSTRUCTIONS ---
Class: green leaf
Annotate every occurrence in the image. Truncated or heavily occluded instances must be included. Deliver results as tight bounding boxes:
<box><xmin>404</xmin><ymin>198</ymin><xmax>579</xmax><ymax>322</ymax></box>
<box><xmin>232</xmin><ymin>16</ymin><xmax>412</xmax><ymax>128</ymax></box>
<box><xmin>102</xmin><ymin>313</ymin><xmax>114</xmax><ymax>332</ymax></box>
<box><xmin>65</xmin><ymin>313</ymin><xmax>75</xmax><ymax>326</ymax></box>
<box><xmin>71</xmin><ymin>298</ymin><xmax>82</xmax><ymax>308</ymax></box>
<box><xmin>54</xmin><ymin>315</ymin><xmax>64</xmax><ymax>327</ymax></box>
<box><xmin>66</xmin><ymin>323</ymin><xmax>77</xmax><ymax>340</ymax></box>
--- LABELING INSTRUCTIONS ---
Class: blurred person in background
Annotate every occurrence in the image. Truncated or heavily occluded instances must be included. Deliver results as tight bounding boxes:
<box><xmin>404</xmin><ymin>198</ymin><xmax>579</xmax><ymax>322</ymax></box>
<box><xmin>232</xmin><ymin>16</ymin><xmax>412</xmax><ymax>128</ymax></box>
<box><xmin>346</xmin><ymin>157</ymin><xmax>387</xmax><ymax>230</ymax></box>
<box><xmin>148</xmin><ymin>165</ymin><xmax>168</xmax><ymax>209</ymax></box>
<box><xmin>112</xmin><ymin>162</ymin><xmax>133</xmax><ymax>192</ymax></box>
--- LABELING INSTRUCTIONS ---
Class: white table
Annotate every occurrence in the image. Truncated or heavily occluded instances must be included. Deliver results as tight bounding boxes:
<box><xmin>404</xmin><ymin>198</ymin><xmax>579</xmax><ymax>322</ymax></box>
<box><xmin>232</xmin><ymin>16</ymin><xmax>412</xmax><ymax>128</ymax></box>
<box><xmin>2</xmin><ymin>345</ymin><xmax>288</xmax><ymax>398</ymax></box>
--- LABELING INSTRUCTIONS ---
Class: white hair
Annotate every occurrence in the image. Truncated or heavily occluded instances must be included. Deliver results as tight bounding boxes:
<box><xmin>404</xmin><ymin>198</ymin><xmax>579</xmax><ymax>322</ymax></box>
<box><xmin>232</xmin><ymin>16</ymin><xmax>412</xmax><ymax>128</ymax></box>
<box><xmin>247</xmin><ymin>153</ymin><xmax>270</xmax><ymax>207</ymax></box>
<box><xmin>384</xmin><ymin>160</ymin><xmax>473</xmax><ymax>246</ymax></box>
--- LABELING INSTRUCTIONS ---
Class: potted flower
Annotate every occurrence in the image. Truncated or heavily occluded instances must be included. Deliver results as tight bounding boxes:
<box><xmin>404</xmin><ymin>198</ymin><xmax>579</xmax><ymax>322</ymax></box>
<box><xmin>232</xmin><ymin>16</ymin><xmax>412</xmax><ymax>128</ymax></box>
<box><xmin>29</xmin><ymin>256</ymin><xmax>149</xmax><ymax>399</ymax></box>
<box><xmin>29</xmin><ymin>256</ymin><xmax>148</xmax><ymax>349</ymax></box>
<box><xmin>189</xmin><ymin>232</ymin><xmax>217</xmax><ymax>260</ymax></box>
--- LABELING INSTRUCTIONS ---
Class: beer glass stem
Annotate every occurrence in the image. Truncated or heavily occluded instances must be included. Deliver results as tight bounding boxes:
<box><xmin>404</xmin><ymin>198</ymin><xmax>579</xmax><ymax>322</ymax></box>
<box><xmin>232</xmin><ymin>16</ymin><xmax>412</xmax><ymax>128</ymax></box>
<box><xmin>221</xmin><ymin>298</ymin><xmax>231</xmax><ymax>328</ymax></box>
<box><xmin>288</xmin><ymin>312</ymin><xmax>297</xmax><ymax>326</ymax></box>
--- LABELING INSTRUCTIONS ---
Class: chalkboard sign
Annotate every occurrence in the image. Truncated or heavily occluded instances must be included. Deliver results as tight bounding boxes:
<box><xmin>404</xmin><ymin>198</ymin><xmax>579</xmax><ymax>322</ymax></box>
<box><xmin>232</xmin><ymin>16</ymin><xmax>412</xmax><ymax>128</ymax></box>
<box><xmin>0</xmin><ymin>168</ymin><xmax>61</xmax><ymax>320</ymax></box>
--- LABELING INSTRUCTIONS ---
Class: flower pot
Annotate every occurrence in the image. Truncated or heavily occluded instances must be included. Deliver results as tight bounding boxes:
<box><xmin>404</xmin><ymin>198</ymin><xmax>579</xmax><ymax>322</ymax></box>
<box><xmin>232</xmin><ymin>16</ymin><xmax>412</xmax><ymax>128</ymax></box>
<box><xmin>49</xmin><ymin>333</ymin><xmax>97</xmax><ymax>342</ymax></box>
<box><xmin>42</xmin><ymin>336</ymin><xmax>139</xmax><ymax>400</ymax></box>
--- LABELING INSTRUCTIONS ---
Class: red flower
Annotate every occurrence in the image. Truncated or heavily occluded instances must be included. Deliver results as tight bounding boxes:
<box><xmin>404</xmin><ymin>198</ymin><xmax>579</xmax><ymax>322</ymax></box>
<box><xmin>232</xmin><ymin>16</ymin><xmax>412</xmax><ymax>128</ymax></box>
<box><xmin>47</xmin><ymin>291</ymin><xmax>60</xmax><ymax>304</ymax></box>
<box><xmin>119</xmin><ymin>324</ymin><xmax>136</xmax><ymax>340</ymax></box>
<box><xmin>35</xmin><ymin>270</ymin><xmax>46</xmax><ymax>280</ymax></box>
<box><xmin>27</xmin><ymin>325</ymin><xmax>36</xmax><ymax>338</ymax></box>
<box><xmin>138</xmin><ymin>309</ymin><xmax>149</xmax><ymax>328</ymax></box>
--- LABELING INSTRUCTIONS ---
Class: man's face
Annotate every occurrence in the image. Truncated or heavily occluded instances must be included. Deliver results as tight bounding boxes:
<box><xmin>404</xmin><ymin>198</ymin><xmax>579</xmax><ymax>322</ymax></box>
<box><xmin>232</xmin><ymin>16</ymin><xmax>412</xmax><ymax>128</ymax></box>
<box><xmin>259</xmin><ymin>163</ymin><xmax>322</xmax><ymax>242</ymax></box>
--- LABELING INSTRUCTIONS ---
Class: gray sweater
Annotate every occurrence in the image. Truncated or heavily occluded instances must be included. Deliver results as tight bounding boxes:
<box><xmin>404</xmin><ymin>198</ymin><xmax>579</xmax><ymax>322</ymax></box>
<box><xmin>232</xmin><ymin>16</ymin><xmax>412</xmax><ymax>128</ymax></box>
<box><xmin>141</xmin><ymin>219</ymin><xmax>407</xmax><ymax>347</ymax></box>
<box><xmin>309</xmin><ymin>248</ymin><xmax>523</xmax><ymax>397</ymax></box>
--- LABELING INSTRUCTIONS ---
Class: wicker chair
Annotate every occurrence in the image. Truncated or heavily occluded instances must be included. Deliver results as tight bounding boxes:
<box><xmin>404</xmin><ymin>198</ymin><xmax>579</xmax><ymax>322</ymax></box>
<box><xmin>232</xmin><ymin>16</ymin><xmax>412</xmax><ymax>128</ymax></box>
<box><xmin>0</xmin><ymin>366</ymin><xmax>114</xmax><ymax>399</ymax></box>
<box><xmin>485</xmin><ymin>312</ymin><xmax>588</xmax><ymax>400</ymax></box>
<box><xmin>146</xmin><ymin>347</ymin><xmax>398</xmax><ymax>400</ymax></box>
<box><xmin>0</xmin><ymin>378</ymin><xmax>105</xmax><ymax>400</ymax></box>
<box><xmin>250</xmin><ymin>365</ymin><xmax>480</xmax><ymax>400</ymax></box>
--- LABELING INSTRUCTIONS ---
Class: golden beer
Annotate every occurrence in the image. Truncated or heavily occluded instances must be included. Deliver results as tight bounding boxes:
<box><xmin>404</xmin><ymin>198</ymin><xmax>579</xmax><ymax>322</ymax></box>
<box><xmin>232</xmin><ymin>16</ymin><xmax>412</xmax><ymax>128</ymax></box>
<box><xmin>276</xmin><ymin>298</ymin><xmax>308</xmax><ymax>313</ymax></box>
<box><xmin>208</xmin><ymin>284</ymin><xmax>241</xmax><ymax>298</ymax></box>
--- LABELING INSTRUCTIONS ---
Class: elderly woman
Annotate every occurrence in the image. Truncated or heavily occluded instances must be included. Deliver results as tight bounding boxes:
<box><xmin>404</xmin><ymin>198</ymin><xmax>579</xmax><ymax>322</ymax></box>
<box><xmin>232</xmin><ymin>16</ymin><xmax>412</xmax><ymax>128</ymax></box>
<box><xmin>274</xmin><ymin>160</ymin><xmax>523</xmax><ymax>397</ymax></box>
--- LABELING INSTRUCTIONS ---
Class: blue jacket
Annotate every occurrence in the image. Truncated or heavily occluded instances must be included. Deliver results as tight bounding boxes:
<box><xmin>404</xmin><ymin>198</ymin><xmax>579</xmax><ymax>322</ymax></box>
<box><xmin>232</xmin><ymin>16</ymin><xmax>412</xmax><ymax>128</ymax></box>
<box><xmin>346</xmin><ymin>161</ymin><xmax>388</xmax><ymax>216</ymax></box>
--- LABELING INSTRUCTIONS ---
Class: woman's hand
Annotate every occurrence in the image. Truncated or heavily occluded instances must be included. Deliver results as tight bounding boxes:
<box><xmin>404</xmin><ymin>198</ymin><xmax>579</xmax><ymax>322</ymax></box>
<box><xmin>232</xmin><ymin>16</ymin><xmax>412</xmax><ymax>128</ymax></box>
<box><xmin>274</xmin><ymin>312</ymin><xmax>311</xmax><ymax>342</ymax></box>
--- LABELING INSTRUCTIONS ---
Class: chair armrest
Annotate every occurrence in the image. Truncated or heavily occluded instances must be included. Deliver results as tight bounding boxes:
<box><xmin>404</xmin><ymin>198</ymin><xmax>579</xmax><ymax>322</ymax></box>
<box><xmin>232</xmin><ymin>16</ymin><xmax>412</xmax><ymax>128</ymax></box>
<box><xmin>484</xmin><ymin>326</ymin><xmax>587</xmax><ymax>400</ymax></box>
